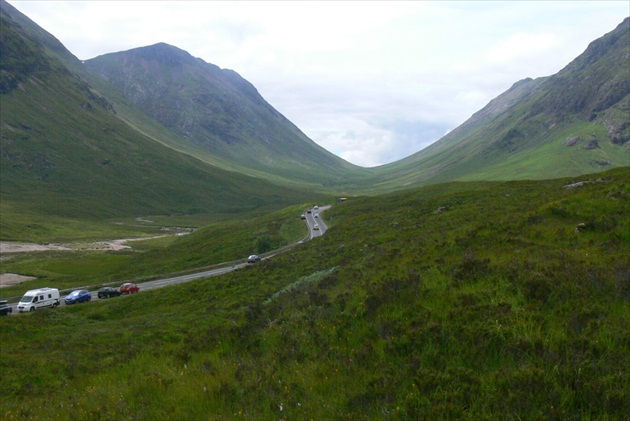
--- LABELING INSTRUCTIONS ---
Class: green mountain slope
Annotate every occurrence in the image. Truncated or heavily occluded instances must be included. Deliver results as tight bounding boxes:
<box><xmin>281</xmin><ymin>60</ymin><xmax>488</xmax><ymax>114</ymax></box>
<box><xmin>1</xmin><ymin>167</ymin><xmax>628</xmax><ymax>419</ymax></box>
<box><xmin>83</xmin><ymin>43</ymin><xmax>367</xmax><ymax>186</ymax></box>
<box><xmin>371</xmin><ymin>17</ymin><xmax>629</xmax><ymax>191</ymax></box>
<box><xmin>0</xmin><ymin>1</ymin><xmax>319</xmax><ymax>233</ymax></box>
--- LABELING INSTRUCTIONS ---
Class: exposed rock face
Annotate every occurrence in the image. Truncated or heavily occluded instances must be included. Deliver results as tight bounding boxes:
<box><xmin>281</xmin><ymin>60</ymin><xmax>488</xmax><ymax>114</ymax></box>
<box><xmin>583</xmin><ymin>139</ymin><xmax>600</xmax><ymax>150</ymax></box>
<box><xmin>605</xmin><ymin>119</ymin><xmax>629</xmax><ymax>145</ymax></box>
<box><xmin>564</xmin><ymin>136</ymin><xmax>580</xmax><ymax>147</ymax></box>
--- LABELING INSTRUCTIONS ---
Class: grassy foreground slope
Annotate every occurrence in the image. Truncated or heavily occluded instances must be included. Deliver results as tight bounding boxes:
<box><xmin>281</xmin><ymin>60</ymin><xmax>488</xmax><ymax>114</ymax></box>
<box><xmin>1</xmin><ymin>167</ymin><xmax>628</xmax><ymax>419</ymax></box>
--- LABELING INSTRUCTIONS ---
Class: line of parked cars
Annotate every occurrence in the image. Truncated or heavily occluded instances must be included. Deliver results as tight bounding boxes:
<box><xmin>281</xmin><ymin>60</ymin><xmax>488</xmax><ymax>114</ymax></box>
<box><xmin>0</xmin><ymin>282</ymin><xmax>141</xmax><ymax>315</ymax></box>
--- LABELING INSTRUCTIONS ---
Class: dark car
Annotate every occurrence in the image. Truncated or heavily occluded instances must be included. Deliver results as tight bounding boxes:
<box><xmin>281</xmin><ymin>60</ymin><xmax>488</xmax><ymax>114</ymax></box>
<box><xmin>0</xmin><ymin>300</ymin><xmax>12</xmax><ymax>316</ymax></box>
<box><xmin>120</xmin><ymin>283</ymin><xmax>140</xmax><ymax>294</ymax></box>
<box><xmin>64</xmin><ymin>290</ymin><xmax>91</xmax><ymax>305</ymax></box>
<box><xmin>247</xmin><ymin>254</ymin><xmax>261</xmax><ymax>264</ymax></box>
<box><xmin>97</xmin><ymin>287</ymin><xmax>122</xmax><ymax>299</ymax></box>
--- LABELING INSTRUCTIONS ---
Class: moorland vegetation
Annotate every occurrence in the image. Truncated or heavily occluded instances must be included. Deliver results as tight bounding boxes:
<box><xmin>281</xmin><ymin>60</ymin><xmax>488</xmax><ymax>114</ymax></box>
<box><xmin>1</xmin><ymin>167</ymin><xmax>628</xmax><ymax>419</ymax></box>
<box><xmin>1</xmin><ymin>3</ymin><xmax>629</xmax><ymax>419</ymax></box>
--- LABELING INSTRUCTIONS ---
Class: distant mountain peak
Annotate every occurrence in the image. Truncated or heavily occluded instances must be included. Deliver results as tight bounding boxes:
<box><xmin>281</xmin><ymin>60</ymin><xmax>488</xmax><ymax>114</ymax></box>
<box><xmin>83</xmin><ymin>41</ymin><xmax>358</xmax><ymax>182</ymax></box>
<box><xmin>115</xmin><ymin>42</ymin><xmax>197</xmax><ymax>66</ymax></box>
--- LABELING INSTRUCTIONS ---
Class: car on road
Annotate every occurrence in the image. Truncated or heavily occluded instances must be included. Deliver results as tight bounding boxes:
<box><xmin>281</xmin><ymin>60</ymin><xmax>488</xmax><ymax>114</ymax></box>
<box><xmin>97</xmin><ymin>287</ymin><xmax>122</xmax><ymax>299</ymax></box>
<box><xmin>64</xmin><ymin>289</ymin><xmax>91</xmax><ymax>305</ymax></box>
<box><xmin>247</xmin><ymin>254</ymin><xmax>261</xmax><ymax>264</ymax></box>
<box><xmin>120</xmin><ymin>283</ymin><xmax>140</xmax><ymax>294</ymax></box>
<box><xmin>18</xmin><ymin>287</ymin><xmax>60</xmax><ymax>312</ymax></box>
<box><xmin>313</xmin><ymin>224</ymin><xmax>320</xmax><ymax>230</ymax></box>
<box><xmin>0</xmin><ymin>300</ymin><xmax>12</xmax><ymax>316</ymax></box>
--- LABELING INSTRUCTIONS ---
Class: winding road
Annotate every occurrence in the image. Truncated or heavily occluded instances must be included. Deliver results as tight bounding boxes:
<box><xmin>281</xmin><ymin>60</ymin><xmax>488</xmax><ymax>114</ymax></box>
<box><xmin>4</xmin><ymin>206</ymin><xmax>330</xmax><ymax>315</ymax></box>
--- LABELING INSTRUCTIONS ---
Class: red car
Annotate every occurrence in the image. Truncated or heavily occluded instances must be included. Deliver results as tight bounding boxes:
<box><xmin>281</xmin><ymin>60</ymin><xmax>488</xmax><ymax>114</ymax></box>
<box><xmin>119</xmin><ymin>283</ymin><xmax>140</xmax><ymax>294</ymax></box>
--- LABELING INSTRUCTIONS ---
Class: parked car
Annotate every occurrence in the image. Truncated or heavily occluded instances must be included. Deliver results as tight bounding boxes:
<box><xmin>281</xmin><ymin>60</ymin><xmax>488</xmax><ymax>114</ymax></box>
<box><xmin>64</xmin><ymin>289</ymin><xmax>91</xmax><ymax>305</ymax></box>
<box><xmin>97</xmin><ymin>287</ymin><xmax>122</xmax><ymax>299</ymax></box>
<box><xmin>17</xmin><ymin>287</ymin><xmax>60</xmax><ymax>312</ymax></box>
<box><xmin>0</xmin><ymin>300</ymin><xmax>12</xmax><ymax>316</ymax></box>
<box><xmin>313</xmin><ymin>224</ymin><xmax>320</xmax><ymax>230</ymax></box>
<box><xmin>119</xmin><ymin>283</ymin><xmax>139</xmax><ymax>294</ymax></box>
<box><xmin>247</xmin><ymin>254</ymin><xmax>261</xmax><ymax>264</ymax></box>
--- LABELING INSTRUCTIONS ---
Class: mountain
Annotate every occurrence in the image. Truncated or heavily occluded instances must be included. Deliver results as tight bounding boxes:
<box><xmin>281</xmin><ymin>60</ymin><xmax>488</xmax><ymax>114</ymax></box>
<box><xmin>2</xmin><ymin>0</ymin><xmax>628</xmax><ymax>230</ymax></box>
<box><xmin>83</xmin><ymin>43</ymin><xmax>366</xmax><ymax>186</ymax></box>
<box><xmin>371</xmin><ymin>17</ymin><xmax>629</xmax><ymax>190</ymax></box>
<box><xmin>0</xmin><ymin>0</ymin><xmax>319</xmax><ymax>229</ymax></box>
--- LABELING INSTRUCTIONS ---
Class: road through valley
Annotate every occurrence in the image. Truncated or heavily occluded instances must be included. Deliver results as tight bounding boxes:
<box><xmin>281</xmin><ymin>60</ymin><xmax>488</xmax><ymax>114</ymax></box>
<box><xmin>4</xmin><ymin>206</ymin><xmax>330</xmax><ymax>315</ymax></box>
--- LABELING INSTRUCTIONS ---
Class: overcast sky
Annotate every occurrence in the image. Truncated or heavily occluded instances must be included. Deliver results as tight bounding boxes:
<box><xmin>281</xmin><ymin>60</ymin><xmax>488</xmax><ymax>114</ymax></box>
<box><xmin>9</xmin><ymin>1</ymin><xmax>629</xmax><ymax>167</ymax></box>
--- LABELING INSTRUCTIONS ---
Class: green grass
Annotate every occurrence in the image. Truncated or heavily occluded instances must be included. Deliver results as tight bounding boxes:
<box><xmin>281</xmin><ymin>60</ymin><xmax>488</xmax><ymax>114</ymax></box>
<box><xmin>1</xmin><ymin>167</ymin><xmax>628</xmax><ymax>419</ymax></box>
<box><xmin>0</xmin><ymin>203</ymin><xmax>312</xmax><ymax>298</ymax></box>
<box><xmin>459</xmin><ymin>120</ymin><xmax>629</xmax><ymax>181</ymax></box>
<box><xmin>0</xmin><ymin>66</ymin><xmax>324</xmax><ymax>237</ymax></box>
<box><xmin>0</xmin><ymin>201</ymin><xmax>170</xmax><ymax>243</ymax></box>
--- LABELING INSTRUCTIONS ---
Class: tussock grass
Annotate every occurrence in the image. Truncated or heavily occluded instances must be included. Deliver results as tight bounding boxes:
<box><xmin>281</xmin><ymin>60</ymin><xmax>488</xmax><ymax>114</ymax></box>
<box><xmin>1</xmin><ymin>168</ymin><xmax>628</xmax><ymax>419</ymax></box>
<box><xmin>264</xmin><ymin>267</ymin><xmax>337</xmax><ymax>305</ymax></box>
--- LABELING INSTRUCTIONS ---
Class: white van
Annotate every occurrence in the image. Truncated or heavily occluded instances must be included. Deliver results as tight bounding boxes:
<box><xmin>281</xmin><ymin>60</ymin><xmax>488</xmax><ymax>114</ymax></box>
<box><xmin>17</xmin><ymin>288</ymin><xmax>60</xmax><ymax>312</ymax></box>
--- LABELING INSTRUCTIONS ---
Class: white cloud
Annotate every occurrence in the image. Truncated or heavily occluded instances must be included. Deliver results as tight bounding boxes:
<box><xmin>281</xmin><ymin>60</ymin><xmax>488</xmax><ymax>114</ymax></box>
<box><xmin>485</xmin><ymin>32</ymin><xmax>561</xmax><ymax>64</ymax></box>
<box><xmin>314</xmin><ymin>121</ymin><xmax>397</xmax><ymax>168</ymax></box>
<box><xmin>9</xmin><ymin>1</ymin><xmax>630</xmax><ymax>167</ymax></box>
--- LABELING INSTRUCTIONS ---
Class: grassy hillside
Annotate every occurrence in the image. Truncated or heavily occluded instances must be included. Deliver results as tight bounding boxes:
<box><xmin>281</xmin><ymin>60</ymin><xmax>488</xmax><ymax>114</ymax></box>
<box><xmin>84</xmin><ymin>43</ymin><xmax>368</xmax><ymax>188</ymax></box>
<box><xmin>0</xmin><ymin>66</ymin><xmax>319</xmax><ymax>231</ymax></box>
<box><xmin>369</xmin><ymin>18</ymin><xmax>629</xmax><ymax>192</ymax></box>
<box><xmin>1</xmin><ymin>6</ymin><xmax>327</xmax><ymax>239</ymax></box>
<box><xmin>1</xmin><ymin>167</ymin><xmax>628</xmax><ymax>419</ymax></box>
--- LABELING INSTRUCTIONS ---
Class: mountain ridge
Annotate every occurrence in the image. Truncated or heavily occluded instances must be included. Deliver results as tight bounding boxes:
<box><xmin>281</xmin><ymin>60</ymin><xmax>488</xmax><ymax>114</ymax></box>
<box><xmin>370</xmin><ymin>17</ymin><xmax>629</xmax><ymax>190</ymax></box>
<box><xmin>0</xmin><ymin>1</ymin><xmax>322</xmax><ymax>231</ymax></box>
<box><xmin>84</xmin><ymin>42</ymin><xmax>365</xmax><ymax>185</ymax></box>
<box><xmin>1</xmin><ymin>0</ymin><xmax>628</xmax><ymax>226</ymax></box>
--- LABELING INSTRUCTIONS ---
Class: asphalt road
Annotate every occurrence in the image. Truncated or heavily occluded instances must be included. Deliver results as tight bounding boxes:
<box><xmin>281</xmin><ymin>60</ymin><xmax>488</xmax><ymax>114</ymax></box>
<box><xmin>4</xmin><ymin>206</ymin><xmax>330</xmax><ymax>316</ymax></box>
<box><xmin>305</xmin><ymin>206</ymin><xmax>329</xmax><ymax>239</ymax></box>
